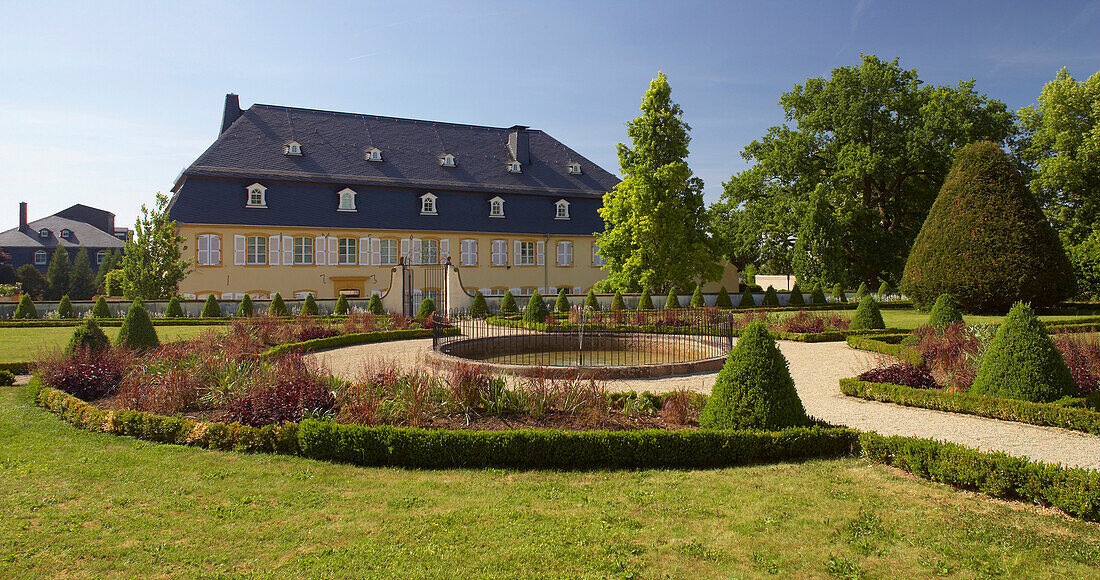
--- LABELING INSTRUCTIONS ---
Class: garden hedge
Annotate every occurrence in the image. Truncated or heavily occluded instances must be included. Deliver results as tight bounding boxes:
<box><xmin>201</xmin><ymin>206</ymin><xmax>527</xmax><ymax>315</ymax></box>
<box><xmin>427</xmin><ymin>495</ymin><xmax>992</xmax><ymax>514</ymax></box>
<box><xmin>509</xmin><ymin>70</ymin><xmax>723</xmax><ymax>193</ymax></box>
<box><xmin>0</xmin><ymin>362</ymin><xmax>31</xmax><ymax>374</ymax></box>
<box><xmin>260</xmin><ymin>327</ymin><xmax>458</xmax><ymax>358</ymax></box>
<box><xmin>845</xmin><ymin>334</ymin><xmax>923</xmax><ymax>365</ymax></box>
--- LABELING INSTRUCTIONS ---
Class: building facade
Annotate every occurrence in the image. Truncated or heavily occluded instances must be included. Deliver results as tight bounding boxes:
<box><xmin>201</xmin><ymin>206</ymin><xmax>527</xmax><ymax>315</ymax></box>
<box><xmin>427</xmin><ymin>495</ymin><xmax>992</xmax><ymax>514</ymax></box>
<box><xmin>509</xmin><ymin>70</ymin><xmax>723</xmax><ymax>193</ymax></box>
<box><xmin>0</xmin><ymin>202</ymin><xmax>127</xmax><ymax>275</ymax></box>
<box><xmin>168</xmin><ymin>95</ymin><xmax>737</xmax><ymax>301</ymax></box>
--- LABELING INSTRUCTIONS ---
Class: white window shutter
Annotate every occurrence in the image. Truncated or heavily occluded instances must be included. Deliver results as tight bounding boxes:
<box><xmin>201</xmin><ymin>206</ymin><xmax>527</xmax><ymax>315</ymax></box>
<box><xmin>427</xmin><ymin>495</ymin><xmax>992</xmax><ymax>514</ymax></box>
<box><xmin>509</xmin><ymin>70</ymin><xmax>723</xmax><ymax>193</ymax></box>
<box><xmin>514</xmin><ymin>241</ymin><xmax>521</xmax><ymax>265</ymax></box>
<box><xmin>359</xmin><ymin>237</ymin><xmax>370</xmax><ymax>265</ymax></box>
<box><xmin>315</xmin><ymin>236</ymin><xmax>326</xmax><ymax>265</ymax></box>
<box><xmin>400</xmin><ymin>238</ymin><xmax>410</xmax><ymax>264</ymax></box>
<box><xmin>268</xmin><ymin>235</ymin><xmax>280</xmax><ymax>265</ymax></box>
<box><xmin>536</xmin><ymin>240</ymin><xmax>545</xmax><ymax>266</ymax></box>
<box><xmin>211</xmin><ymin>235</ymin><xmax>221</xmax><ymax>265</ymax></box>
<box><xmin>411</xmin><ymin>238</ymin><xmax>422</xmax><ymax>265</ymax></box>
<box><xmin>328</xmin><ymin>237</ymin><xmax>338</xmax><ymax>265</ymax></box>
<box><xmin>234</xmin><ymin>235</ymin><xmax>246</xmax><ymax>265</ymax></box>
<box><xmin>440</xmin><ymin>239</ymin><xmax>449</xmax><ymax>263</ymax></box>
<box><xmin>371</xmin><ymin>238</ymin><xmax>381</xmax><ymax>265</ymax></box>
<box><xmin>283</xmin><ymin>235</ymin><xmax>293</xmax><ymax>265</ymax></box>
<box><xmin>197</xmin><ymin>235</ymin><xmax>208</xmax><ymax>265</ymax></box>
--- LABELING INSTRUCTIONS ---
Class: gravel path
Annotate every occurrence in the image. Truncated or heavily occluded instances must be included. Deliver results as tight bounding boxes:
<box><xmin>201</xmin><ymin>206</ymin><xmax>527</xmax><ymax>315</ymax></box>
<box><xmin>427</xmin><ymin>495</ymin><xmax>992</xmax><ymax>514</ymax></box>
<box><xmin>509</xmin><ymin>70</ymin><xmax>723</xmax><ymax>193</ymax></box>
<box><xmin>309</xmin><ymin>337</ymin><xmax>1100</xmax><ymax>470</ymax></box>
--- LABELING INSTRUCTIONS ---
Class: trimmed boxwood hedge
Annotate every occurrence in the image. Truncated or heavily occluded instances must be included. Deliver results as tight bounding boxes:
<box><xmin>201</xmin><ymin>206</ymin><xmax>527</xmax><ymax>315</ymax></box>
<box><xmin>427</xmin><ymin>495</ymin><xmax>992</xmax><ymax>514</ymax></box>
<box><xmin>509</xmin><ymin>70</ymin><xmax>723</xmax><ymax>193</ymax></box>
<box><xmin>840</xmin><ymin>379</ymin><xmax>1100</xmax><ymax>435</ymax></box>
<box><xmin>260</xmin><ymin>327</ymin><xmax>458</xmax><ymax>358</ymax></box>
<box><xmin>846</xmin><ymin>334</ymin><xmax>924</xmax><ymax>365</ymax></box>
<box><xmin>0</xmin><ymin>362</ymin><xmax>31</xmax><ymax>374</ymax></box>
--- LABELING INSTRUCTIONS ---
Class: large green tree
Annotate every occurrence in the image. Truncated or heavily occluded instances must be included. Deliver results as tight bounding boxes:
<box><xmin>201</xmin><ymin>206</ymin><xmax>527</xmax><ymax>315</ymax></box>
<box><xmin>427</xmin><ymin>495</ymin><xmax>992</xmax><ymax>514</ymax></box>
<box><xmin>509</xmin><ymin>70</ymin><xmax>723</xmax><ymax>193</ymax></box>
<box><xmin>68</xmin><ymin>248</ymin><xmax>97</xmax><ymax>300</ymax></box>
<box><xmin>120</xmin><ymin>192</ymin><xmax>192</xmax><ymax>300</ymax></box>
<box><xmin>1015</xmin><ymin>68</ymin><xmax>1100</xmax><ymax>296</ymax></box>
<box><xmin>711</xmin><ymin>55</ymin><xmax>1015</xmax><ymax>286</ymax></box>
<box><xmin>595</xmin><ymin>72</ymin><xmax>721</xmax><ymax>292</ymax></box>
<box><xmin>45</xmin><ymin>246</ymin><xmax>71</xmax><ymax>301</ymax></box>
<box><xmin>94</xmin><ymin>248</ymin><xmax>122</xmax><ymax>294</ymax></box>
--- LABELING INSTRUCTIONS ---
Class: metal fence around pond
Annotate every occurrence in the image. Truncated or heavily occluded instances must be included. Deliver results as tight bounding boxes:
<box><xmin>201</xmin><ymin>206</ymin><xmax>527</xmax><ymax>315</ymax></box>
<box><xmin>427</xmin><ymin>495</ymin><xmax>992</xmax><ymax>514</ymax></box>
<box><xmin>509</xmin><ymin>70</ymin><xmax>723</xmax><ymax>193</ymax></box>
<box><xmin>432</xmin><ymin>308</ymin><xmax>735</xmax><ymax>368</ymax></box>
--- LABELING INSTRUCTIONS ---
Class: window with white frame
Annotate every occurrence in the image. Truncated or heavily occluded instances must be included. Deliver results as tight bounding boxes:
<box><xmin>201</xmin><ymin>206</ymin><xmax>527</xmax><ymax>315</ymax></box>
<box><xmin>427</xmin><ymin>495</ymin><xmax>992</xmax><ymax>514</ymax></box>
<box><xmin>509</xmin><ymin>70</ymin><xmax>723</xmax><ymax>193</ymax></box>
<box><xmin>284</xmin><ymin>141</ymin><xmax>302</xmax><ymax>155</ymax></box>
<box><xmin>556</xmin><ymin>240</ymin><xmax>573</xmax><ymax>266</ymax></box>
<box><xmin>460</xmin><ymin>239</ymin><xmax>477</xmax><ymax>266</ymax></box>
<box><xmin>440</xmin><ymin>154</ymin><xmax>456</xmax><ymax>167</ymax></box>
<box><xmin>60</xmin><ymin>229</ymin><xmax>71</xmax><ymax>239</ymax></box>
<box><xmin>337</xmin><ymin>188</ymin><xmax>357</xmax><ymax>211</ymax></box>
<box><xmin>592</xmin><ymin>243</ymin><xmax>606</xmax><ymax>267</ymax></box>
<box><xmin>422</xmin><ymin>239</ymin><xmax>440</xmax><ymax>265</ymax></box>
<box><xmin>491</xmin><ymin>239</ymin><xmax>507</xmax><ymax>266</ymax></box>
<box><xmin>378</xmin><ymin>239</ymin><xmax>398</xmax><ymax>266</ymax></box>
<box><xmin>35</xmin><ymin>250</ymin><xmax>46</xmax><ymax>265</ymax></box>
<box><xmin>555</xmin><ymin>199</ymin><xmax>570</xmax><ymax>219</ymax></box>
<box><xmin>196</xmin><ymin>234</ymin><xmax>221</xmax><ymax>266</ymax></box>
<box><xmin>420</xmin><ymin>193</ymin><xmax>437</xmax><ymax>215</ymax></box>
<box><xmin>365</xmin><ymin>147</ymin><xmax>382</xmax><ymax>161</ymax></box>
<box><xmin>96</xmin><ymin>250</ymin><xmax>107</xmax><ymax>265</ymax></box>
<box><xmin>568</xmin><ymin>162</ymin><xmax>582</xmax><ymax>174</ymax></box>
<box><xmin>293</xmin><ymin>237</ymin><xmax>313</xmax><ymax>265</ymax></box>
<box><xmin>508</xmin><ymin>161</ymin><xmax>522</xmax><ymax>173</ymax></box>
<box><xmin>39</xmin><ymin>229</ymin><xmax>49</xmax><ymax>238</ymax></box>
<box><xmin>338</xmin><ymin>238</ymin><xmax>357</xmax><ymax>264</ymax></box>
<box><xmin>246</xmin><ymin>183</ymin><xmax>267</xmax><ymax>207</ymax></box>
<box><xmin>489</xmin><ymin>196</ymin><xmax>504</xmax><ymax>218</ymax></box>
<box><xmin>516</xmin><ymin>241</ymin><xmax>536</xmax><ymax>266</ymax></box>
<box><xmin>246</xmin><ymin>235</ymin><xmax>267</xmax><ymax>264</ymax></box>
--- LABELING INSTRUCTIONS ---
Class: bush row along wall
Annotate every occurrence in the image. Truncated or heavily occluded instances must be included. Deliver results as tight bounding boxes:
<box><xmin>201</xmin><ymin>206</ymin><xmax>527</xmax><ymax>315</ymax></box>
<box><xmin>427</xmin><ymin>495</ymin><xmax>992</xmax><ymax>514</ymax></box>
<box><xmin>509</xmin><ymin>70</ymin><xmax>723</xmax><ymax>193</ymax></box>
<box><xmin>0</xmin><ymin>297</ymin><xmax>381</xmax><ymax>319</ymax></box>
<box><xmin>27</xmin><ymin>382</ymin><xmax>1100</xmax><ymax>521</ymax></box>
<box><xmin>0</xmin><ymin>314</ymin><xmax>375</xmax><ymax>328</ymax></box>
<box><xmin>840</xmin><ymin>379</ymin><xmax>1100</xmax><ymax>435</ymax></box>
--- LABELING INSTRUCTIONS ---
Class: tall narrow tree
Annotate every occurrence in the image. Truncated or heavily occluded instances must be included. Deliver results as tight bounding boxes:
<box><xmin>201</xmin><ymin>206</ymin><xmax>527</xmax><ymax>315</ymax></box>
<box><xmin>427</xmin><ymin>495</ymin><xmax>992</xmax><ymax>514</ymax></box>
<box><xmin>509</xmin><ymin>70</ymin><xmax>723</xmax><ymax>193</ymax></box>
<box><xmin>120</xmin><ymin>192</ymin><xmax>191</xmax><ymax>300</ymax></box>
<box><xmin>68</xmin><ymin>248</ymin><xmax>97</xmax><ymax>300</ymax></box>
<box><xmin>45</xmin><ymin>246</ymin><xmax>71</xmax><ymax>300</ymax></box>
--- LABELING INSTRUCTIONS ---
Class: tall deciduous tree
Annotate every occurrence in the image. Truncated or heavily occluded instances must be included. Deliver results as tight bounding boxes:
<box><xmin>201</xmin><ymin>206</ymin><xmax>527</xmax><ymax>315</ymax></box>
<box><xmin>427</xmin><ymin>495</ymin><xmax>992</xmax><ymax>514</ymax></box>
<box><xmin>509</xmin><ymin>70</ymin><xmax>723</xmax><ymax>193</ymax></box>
<box><xmin>596</xmin><ymin>72</ymin><xmax>721</xmax><ymax>292</ymax></box>
<box><xmin>94</xmin><ymin>248</ymin><xmax>122</xmax><ymax>293</ymax></box>
<box><xmin>45</xmin><ymin>246</ymin><xmax>71</xmax><ymax>300</ymax></box>
<box><xmin>711</xmin><ymin>55</ymin><xmax>1014</xmax><ymax>286</ymax></box>
<box><xmin>120</xmin><ymin>193</ymin><xmax>192</xmax><ymax>300</ymax></box>
<box><xmin>68</xmin><ymin>248</ymin><xmax>97</xmax><ymax>300</ymax></box>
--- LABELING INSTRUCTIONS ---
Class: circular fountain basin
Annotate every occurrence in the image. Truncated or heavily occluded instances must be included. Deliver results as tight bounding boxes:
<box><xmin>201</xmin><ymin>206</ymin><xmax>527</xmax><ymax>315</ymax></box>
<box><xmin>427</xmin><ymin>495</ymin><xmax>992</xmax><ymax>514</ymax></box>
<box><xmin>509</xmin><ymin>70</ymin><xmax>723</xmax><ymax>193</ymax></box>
<box><xmin>426</xmin><ymin>333</ymin><xmax>730</xmax><ymax>379</ymax></box>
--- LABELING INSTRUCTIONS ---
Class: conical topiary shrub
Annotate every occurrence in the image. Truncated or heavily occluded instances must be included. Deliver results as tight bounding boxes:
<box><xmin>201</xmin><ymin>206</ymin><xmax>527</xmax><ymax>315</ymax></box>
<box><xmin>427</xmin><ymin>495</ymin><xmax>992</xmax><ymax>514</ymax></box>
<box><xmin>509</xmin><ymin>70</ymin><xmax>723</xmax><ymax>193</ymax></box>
<box><xmin>810</xmin><ymin>284</ymin><xmax>827</xmax><ymax>305</ymax></box>
<box><xmin>269</xmin><ymin>292</ymin><xmax>288</xmax><ymax>316</ymax></box>
<box><xmin>832</xmin><ymin>283</ymin><xmax>848</xmax><ymax>303</ymax></box>
<box><xmin>301</xmin><ymin>294</ymin><xmax>318</xmax><ymax>316</ymax></box>
<box><xmin>970</xmin><ymin>302</ymin><xmax>1075</xmax><ymax>402</ymax></box>
<box><xmin>117</xmin><ymin>300</ymin><xmax>159</xmax><ymax>351</ymax></box>
<box><xmin>164</xmin><ymin>296</ymin><xmax>183</xmax><ymax>318</ymax></box>
<box><xmin>788</xmin><ymin>283</ymin><xmax>805</xmax><ymax>306</ymax></box>
<box><xmin>67</xmin><ymin>318</ymin><xmax>109</xmax><ymax>353</ymax></box>
<box><xmin>57</xmin><ymin>295</ymin><xmax>74</xmax><ymax>319</ymax></box>
<box><xmin>664</xmin><ymin>288</ymin><xmax>679</xmax><ymax>309</ymax></box>
<box><xmin>555</xmin><ymin>288</ymin><xmax>570</xmax><ymax>313</ymax></box>
<box><xmin>876</xmin><ymin>281</ymin><xmax>891</xmax><ymax>299</ymax></box>
<box><xmin>523</xmin><ymin>291</ymin><xmax>549</xmax><ymax>324</ymax></box>
<box><xmin>690</xmin><ymin>285</ymin><xmax>705</xmax><ymax>308</ymax></box>
<box><xmin>333</xmin><ymin>294</ymin><xmax>349</xmax><ymax>316</ymax></box>
<box><xmin>928</xmin><ymin>294</ymin><xmax>963</xmax><ymax>329</ymax></box>
<box><xmin>91</xmin><ymin>295</ymin><xmax>111</xmax><ymax>318</ymax></box>
<box><xmin>737</xmin><ymin>286</ymin><xmax>755</xmax><ymax>309</ymax></box>
<box><xmin>850</xmin><ymin>296</ymin><xmax>885</xmax><ymax>330</ymax></box>
<box><xmin>367</xmin><ymin>294</ymin><xmax>384</xmax><ymax>315</ymax></box>
<box><xmin>14</xmin><ymin>294</ymin><xmax>37</xmax><ymax>319</ymax></box>
<box><xmin>901</xmin><ymin>141</ymin><xmax>1075</xmax><ymax>313</ymax></box>
<box><xmin>699</xmin><ymin>321</ymin><xmax>810</xmax><ymax>430</ymax></box>
<box><xmin>236</xmin><ymin>294</ymin><xmax>254</xmax><ymax>317</ymax></box>
<box><xmin>417</xmin><ymin>297</ymin><xmax>436</xmax><ymax>318</ymax></box>
<box><xmin>715</xmin><ymin>286</ymin><xmax>733</xmax><ymax>309</ymax></box>
<box><xmin>636</xmin><ymin>288</ymin><xmax>654</xmax><ymax>311</ymax></box>
<box><xmin>855</xmin><ymin>282</ymin><xmax>870</xmax><ymax>301</ymax></box>
<box><xmin>610</xmin><ymin>291</ymin><xmax>626</xmax><ymax>311</ymax></box>
<box><xmin>201</xmin><ymin>294</ymin><xmax>222</xmax><ymax>318</ymax></box>
<box><xmin>762</xmin><ymin>286</ymin><xmax>779</xmax><ymax>307</ymax></box>
<box><xmin>470</xmin><ymin>291</ymin><xmax>488</xmax><ymax>317</ymax></box>
<box><xmin>584</xmin><ymin>289</ymin><xmax>602</xmax><ymax>311</ymax></box>
<box><xmin>500</xmin><ymin>291</ymin><xmax>519</xmax><ymax>315</ymax></box>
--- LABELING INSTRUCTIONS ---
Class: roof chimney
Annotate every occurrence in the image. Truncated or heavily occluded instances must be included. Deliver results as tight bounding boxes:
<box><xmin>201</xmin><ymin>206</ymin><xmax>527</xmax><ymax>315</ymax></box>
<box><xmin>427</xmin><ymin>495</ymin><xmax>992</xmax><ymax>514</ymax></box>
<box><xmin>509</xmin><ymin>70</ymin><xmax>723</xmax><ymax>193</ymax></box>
<box><xmin>220</xmin><ymin>93</ymin><xmax>242</xmax><ymax>135</ymax></box>
<box><xmin>507</xmin><ymin>125</ymin><xmax>530</xmax><ymax>165</ymax></box>
<box><xmin>19</xmin><ymin>202</ymin><xmax>27</xmax><ymax>233</ymax></box>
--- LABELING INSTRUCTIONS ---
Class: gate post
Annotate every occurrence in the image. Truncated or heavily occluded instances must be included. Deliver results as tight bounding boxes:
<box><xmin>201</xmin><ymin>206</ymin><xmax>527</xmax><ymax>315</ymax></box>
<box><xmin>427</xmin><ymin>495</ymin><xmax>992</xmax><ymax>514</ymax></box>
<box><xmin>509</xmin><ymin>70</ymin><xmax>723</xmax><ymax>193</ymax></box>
<box><xmin>380</xmin><ymin>264</ymin><xmax>406</xmax><ymax>315</ymax></box>
<box><xmin>445</xmin><ymin>263</ymin><xmax>473</xmax><ymax>315</ymax></box>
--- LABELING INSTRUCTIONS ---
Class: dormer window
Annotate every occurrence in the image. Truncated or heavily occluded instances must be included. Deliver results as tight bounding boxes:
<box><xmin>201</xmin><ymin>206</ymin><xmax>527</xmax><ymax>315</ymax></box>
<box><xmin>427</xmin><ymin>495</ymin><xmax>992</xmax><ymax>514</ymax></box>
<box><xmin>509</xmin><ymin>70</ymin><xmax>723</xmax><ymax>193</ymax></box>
<box><xmin>420</xmin><ymin>192</ymin><xmax>438</xmax><ymax>215</ymax></box>
<box><xmin>60</xmin><ymin>229</ymin><xmax>72</xmax><ymax>239</ymax></box>
<box><xmin>365</xmin><ymin>147</ymin><xmax>383</xmax><ymax>161</ymax></box>
<box><xmin>246</xmin><ymin>183</ymin><xmax>267</xmax><ymax>208</ymax></box>
<box><xmin>508</xmin><ymin>161</ymin><xmax>522</xmax><ymax>173</ymax></box>
<box><xmin>489</xmin><ymin>196</ymin><xmax>505</xmax><ymax>218</ymax></box>
<box><xmin>555</xmin><ymin>199</ymin><xmax>570</xmax><ymax>220</ymax></box>
<box><xmin>284</xmin><ymin>141</ymin><xmax>302</xmax><ymax>156</ymax></box>
<box><xmin>568</xmin><ymin>162</ymin><xmax>582</xmax><ymax>175</ymax></box>
<box><xmin>39</xmin><ymin>228</ymin><xmax>50</xmax><ymax>238</ymax></box>
<box><xmin>440</xmin><ymin>154</ymin><xmax>456</xmax><ymax>167</ymax></box>
<box><xmin>337</xmin><ymin>187</ymin><xmax>357</xmax><ymax>212</ymax></box>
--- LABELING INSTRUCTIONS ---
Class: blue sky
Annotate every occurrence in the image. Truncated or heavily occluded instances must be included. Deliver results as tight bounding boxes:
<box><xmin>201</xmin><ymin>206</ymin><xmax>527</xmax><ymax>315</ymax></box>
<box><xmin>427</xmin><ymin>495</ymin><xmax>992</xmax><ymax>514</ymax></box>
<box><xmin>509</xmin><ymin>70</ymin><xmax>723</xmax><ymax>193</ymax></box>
<box><xmin>1</xmin><ymin>0</ymin><xmax>1098</xmax><ymax>228</ymax></box>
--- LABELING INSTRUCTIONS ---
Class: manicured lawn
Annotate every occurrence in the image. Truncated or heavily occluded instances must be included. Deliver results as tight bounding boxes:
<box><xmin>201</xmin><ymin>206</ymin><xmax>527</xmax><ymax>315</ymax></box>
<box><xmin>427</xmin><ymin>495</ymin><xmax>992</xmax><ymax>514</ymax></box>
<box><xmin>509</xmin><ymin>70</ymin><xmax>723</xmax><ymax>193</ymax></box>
<box><xmin>0</xmin><ymin>325</ymin><xmax>222</xmax><ymax>363</ymax></box>
<box><xmin>878</xmin><ymin>309</ymin><xmax>1098</xmax><ymax>330</ymax></box>
<box><xmin>2</xmin><ymin>387</ymin><xmax>1098</xmax><ymax>577</ymax></box>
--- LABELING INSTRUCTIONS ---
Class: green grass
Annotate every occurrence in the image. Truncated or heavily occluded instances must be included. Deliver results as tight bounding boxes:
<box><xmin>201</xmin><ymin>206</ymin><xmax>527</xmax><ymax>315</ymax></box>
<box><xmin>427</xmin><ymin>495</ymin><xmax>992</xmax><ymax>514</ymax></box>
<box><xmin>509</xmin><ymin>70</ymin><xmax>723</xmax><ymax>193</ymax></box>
<box><xmin>0</xmin><ymin>326</ymin><xmax>222</xmax><ymax>363</ymax></box>
<box><xmin>771</xmin><ymin>308</ymin><xmax>1100</xmax><ymax>331</ymax></box>
<box><xmin>2</xmin><ymin>387</ymin><xmax>1098</xmax><ymax>578</ymax></box>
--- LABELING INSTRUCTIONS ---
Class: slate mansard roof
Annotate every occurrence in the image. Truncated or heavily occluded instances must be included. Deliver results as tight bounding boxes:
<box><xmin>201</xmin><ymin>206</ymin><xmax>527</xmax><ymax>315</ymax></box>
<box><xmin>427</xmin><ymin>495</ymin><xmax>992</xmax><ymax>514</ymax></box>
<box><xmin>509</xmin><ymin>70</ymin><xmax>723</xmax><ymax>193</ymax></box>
<box><xmin>169</xmin><ymin>96</ymin><xmax>620</xmax><ymax>235</ymax></box>
<box><xmin>0</xmin><ymin>215</ymin><xmax>124</xmax><ymax>251</ymax></box>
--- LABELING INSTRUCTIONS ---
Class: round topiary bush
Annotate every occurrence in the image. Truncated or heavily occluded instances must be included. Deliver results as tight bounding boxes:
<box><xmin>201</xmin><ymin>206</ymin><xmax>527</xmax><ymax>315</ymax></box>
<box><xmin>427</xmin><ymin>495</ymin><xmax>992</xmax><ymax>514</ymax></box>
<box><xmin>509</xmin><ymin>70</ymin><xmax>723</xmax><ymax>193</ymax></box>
<box><xmin>664</xmin><ymin>288</ymin><xmax>679</xmax><ymax>309</ymax></box>
<box><xmin>201</xmin><ymin>294</ymin><xmax>222</xmax><ymax>318</ymax></box>
<box><xmin>761</xmin><ymin>286</ymin><xmax>779</xmax><ymax>307</ymax></box>
<box><xmin>117</xmin><ymin>300</ymin><xmax>159</xmax><ymax>351</ymax></box>
<box><xmin>737</xmin><ymin>286</ymin><xmax>755</xmax><ymax>309</ymax></box>
<box><xmin>832</xmin><ymin>283</ymin><xmax>848</xmax><ymax>303</ymax></box>
<box><xmin>301</xmin><ymin>294</ymin><xmax>318</xmax><ymax>316</ymax></box>
<box><xmin>269</xmin><ymin>292</ymin><xmax>288</xmax><ymax>316</ymax></box>
<box><xmin>970</xmin><ymin>302</ymin><xmax>1075</xmax><ymax>402</ymax></box>
<box><xmin>610</xmin><ymin>291</ymin><xmax>626</xmax><ymax>311</ymax></box>
<box><xmin>14</xmin><ymin>294</ymin><xmax>37</xmax><ymax>319</ymax></box>
<box><xmin>810</xmin><ymin>284</ymin><xmax>827</xmax><ymax>305</ymax></box>
<box><xmin>901</xmin><ymin>141</ymin><xmax>1075</xmax><ymax>313</ymax></box>
<box><xmin>470</xmin><ymin>291</ymin><xmax>489</xmax><ymax>317</ymax></box>
<box><xmin>699</xmin><ymin>321</ymin><xmax>810</xmax><ymax>430</ymax></box>
<box><xmin>367</xmin><ymin>294</ymin><xmax>384</xmax><ymax>315</ymax></box>
<box><xmin>164</xmin><ymin>296</ymin><xmax>183</xmax><ymax>318</ymax></box>
<box><xmin>237</xmin><ymin>294</ymin><xmax>254</xmax><ymax>317</ymax></box>
<box><xmin>91</xmin><ymin>296</ymin><xmax>111</xmax><ymax>318</ymax></box>
<box><xmin>788</xmin><ymin>283</ymin><xmax>805</xmax><ymax>306</ymax></box>
<box><xmin>67</xmin><ymin>318</ymin><xmax>110</xmax><ymax>353</ymax></box>
<box><xmin>715</xmin><ymin>286</ymin><xmax>733</xmax><ymax>309</ymax></box>
<box><xmin>417</xmin><ymin>297</ymin><xmax>436</xmax><ymax>319</ymax></box>
<box><xmin>850</xmin><ymin>296</ymin><xmax>885</xmax><ymax>330</ymax></box>
<box><xmin>500</xmin><ymin>291</ymin><xmax>519</xmax><ymax>314</ymax></box>
<box><xmin>523</xmin><ymin>291</ymin><xmax>549</xmax><ymax>323</ymax></box>
<box><xmin>555</xmin><ymin>288</ymin><xmax>570</xmax><ymax>313</ymax></box>
<box><xmin>635</xmin><ymin>288</ymin><xmax>654</xmax><ymax>311</ymax></box>
<box><xmin>928</xmin><ymin>294</ymin><xmax>963</xmax><ymax>328</ymax></box>
<box><xmin>333</xmin><ymin>294</ymin><xmax>350</xmax><ymax>316</ymax></box>
<box><xmin>584</xmin><ymin>289</ymin><xmax>602</xmax><ymax>311</ymax></box>
<box><xmin>56</xmin><ymin>295</ymin><xmax>74</xmax><ymax>319</ymax></box>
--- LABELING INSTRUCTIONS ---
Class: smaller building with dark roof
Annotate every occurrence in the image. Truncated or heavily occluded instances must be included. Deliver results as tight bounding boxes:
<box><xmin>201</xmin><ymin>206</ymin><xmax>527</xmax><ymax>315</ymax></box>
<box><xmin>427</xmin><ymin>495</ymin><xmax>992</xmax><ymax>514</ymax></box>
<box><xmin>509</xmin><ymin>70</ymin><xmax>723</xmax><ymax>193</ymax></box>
<box><xmin>0</xmin><ymin>202</ymin><xmax>126</xmax><ymax>274</ymax></box>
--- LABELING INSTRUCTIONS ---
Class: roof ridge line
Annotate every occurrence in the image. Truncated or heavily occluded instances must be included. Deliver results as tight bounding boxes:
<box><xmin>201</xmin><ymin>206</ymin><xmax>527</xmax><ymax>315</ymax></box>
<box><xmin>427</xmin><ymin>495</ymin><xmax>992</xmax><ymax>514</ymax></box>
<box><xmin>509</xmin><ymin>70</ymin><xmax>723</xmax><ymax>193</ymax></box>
<box><xmin>249</xmin><ymin>103</ymin><xmax>543</xmax><ymax>133</ymax></box>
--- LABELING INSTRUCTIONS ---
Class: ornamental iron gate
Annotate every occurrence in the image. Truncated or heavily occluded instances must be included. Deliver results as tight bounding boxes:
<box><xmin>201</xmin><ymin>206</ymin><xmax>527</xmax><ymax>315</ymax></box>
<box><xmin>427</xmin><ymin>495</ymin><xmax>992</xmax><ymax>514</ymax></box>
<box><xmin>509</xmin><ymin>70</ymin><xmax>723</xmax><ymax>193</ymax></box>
<box><xmin>402</xmin><ymin>263</ymin><xmax>448</xmax><ymax>316</ymax></box>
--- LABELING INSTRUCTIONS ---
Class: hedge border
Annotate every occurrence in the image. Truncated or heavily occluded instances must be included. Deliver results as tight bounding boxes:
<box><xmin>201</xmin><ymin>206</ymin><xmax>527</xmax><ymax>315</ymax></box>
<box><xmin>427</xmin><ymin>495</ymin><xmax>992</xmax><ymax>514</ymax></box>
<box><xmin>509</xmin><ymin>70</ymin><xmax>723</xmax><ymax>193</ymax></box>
<box><xmin>259</xmin><ymin>327</ymin><xmax>458</xmax><ymax>358</ymax></box>
<box><xmin>0</xmin><ymin>362</ymin><xmax>31</xmax><ymax>374</ymax></box>
<box><xmin>0</xmin><ymin>315</ymin><xmax>368</xmax><ymax>328</ymax></box>
<box><xmin>846</xmin><ymin>333</ymin><xmax>923</xmax><ymax>365</ymax></box>
<box><xmin>840</xmin><ymin>379</ymin><xmax>1100</xmax><ymax>435</ymax></box>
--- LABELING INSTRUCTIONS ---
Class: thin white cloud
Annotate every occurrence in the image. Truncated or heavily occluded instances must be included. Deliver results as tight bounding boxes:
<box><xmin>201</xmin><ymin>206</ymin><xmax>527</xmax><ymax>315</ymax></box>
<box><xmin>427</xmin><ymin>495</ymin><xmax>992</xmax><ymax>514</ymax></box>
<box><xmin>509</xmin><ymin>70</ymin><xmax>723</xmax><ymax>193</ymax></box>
<box><xmin>850</xmin><ymin>0</ymin><xmax>872</xmax><ymax>34</ymax></box>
